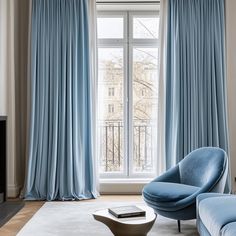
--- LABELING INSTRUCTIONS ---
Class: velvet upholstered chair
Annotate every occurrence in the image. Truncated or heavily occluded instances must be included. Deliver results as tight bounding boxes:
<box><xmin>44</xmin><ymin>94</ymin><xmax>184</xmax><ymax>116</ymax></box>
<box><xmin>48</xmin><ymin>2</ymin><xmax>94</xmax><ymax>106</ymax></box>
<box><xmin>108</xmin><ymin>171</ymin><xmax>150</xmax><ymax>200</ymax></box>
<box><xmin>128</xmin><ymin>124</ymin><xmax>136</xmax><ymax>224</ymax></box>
<box><xmin>142</xmin><ymin>147</ymin><xmax>228</xmax><ymax>232</ymax></box>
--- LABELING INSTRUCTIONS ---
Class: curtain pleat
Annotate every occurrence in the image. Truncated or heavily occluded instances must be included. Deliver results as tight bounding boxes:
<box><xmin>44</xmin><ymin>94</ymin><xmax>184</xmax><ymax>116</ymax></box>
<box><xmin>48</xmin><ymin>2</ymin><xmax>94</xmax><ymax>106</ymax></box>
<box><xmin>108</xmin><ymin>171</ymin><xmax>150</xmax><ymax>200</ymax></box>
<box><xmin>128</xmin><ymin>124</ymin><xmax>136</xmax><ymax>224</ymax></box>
<box><xmin>25</xmin><ymin>0</ymin><xmax>98</xmax><ymax>200</ymax></box>
<box><xmin>165</xmin><ymin>0</ymin><xmax>230</xmax><ymax>191</ymax></box>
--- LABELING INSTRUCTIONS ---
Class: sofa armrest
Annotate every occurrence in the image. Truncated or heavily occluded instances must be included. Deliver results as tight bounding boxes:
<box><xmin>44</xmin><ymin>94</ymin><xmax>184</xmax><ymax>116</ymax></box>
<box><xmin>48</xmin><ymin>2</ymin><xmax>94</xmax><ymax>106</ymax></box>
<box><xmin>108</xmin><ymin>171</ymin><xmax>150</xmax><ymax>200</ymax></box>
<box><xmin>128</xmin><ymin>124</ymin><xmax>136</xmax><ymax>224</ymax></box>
<box><xmin>196</xmin><ymin>193</ymin><xmax>230</xmax><ymax>221</ymax></box>
<box><xmin>197</xmin><ymin>193</ymin><xmax>227</xmax><ymax>205</ymax></box>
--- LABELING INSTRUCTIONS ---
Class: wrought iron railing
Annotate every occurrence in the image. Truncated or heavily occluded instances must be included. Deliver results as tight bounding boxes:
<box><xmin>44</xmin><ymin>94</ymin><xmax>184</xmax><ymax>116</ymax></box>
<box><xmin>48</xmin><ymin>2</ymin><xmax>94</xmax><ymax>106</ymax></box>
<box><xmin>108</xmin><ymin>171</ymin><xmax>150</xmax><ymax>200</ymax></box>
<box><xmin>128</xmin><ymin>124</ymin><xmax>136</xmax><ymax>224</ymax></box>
<box><xmin>98</xmin><ymin>120</ymin><xmax>155</xmax><ymax>173</ymax></box>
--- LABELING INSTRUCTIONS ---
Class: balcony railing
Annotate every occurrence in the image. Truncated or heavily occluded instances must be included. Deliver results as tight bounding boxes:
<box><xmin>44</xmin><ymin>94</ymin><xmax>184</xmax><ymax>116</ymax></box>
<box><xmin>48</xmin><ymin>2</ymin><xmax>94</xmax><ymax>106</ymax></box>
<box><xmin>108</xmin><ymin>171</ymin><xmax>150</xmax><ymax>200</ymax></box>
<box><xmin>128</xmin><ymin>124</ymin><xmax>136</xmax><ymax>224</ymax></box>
<box><xmin>99</xmin><ymin>120</ymin><xmax>155</xmax><ymax>173</ymax></box>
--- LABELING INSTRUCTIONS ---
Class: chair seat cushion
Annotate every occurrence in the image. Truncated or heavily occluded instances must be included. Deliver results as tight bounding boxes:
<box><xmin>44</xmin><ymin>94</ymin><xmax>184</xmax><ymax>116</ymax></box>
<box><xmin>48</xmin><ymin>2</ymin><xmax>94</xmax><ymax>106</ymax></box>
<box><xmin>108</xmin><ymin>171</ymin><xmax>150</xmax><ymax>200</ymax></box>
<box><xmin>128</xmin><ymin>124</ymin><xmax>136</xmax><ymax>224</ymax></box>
<box><xmin>143</xmin><ymin>182</ymin><xmax>200</xmax><ymax>203</ymax></box>
<box><xmin>199</xmin><ymin>196</ymin><xmax>236</xmax><ymax>236</ymax></box>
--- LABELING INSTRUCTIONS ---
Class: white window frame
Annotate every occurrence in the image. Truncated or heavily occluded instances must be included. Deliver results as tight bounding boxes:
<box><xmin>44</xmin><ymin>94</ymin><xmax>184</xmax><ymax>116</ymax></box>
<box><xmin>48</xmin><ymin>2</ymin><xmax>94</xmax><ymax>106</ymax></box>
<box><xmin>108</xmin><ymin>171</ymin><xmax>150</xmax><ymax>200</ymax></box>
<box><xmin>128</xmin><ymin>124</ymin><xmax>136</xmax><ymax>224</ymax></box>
<box><xmin>98</xmin><ymin>10</ymin><xmax>159</xmax><ymax>180</ymax></box>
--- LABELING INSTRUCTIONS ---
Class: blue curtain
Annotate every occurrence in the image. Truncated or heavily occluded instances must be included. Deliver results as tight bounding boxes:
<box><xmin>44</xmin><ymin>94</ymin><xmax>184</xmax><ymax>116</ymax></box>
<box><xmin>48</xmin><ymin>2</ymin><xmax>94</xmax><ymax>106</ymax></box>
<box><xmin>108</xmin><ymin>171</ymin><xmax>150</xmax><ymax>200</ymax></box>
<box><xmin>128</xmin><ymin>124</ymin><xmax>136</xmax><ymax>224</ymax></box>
<box><xmin>25</xmin><ymin>0</ymin><xmax>98</xmax><ymax>200</ymax></box>
<box><xmin>165</xmin><ymin>0</ymin><xmax>230</xmax><ymax>190</ymax></box>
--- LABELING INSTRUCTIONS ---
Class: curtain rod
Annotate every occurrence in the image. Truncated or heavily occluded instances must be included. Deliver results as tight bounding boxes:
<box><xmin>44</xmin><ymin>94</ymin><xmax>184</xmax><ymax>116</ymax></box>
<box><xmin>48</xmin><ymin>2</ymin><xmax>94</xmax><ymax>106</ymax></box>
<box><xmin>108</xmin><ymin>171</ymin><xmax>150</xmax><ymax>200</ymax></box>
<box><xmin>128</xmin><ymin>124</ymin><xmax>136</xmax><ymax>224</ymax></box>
<box><xmin>96</xmin><ymin>1</ymin><xmax>160</xmax><ymax>4</ymax></box>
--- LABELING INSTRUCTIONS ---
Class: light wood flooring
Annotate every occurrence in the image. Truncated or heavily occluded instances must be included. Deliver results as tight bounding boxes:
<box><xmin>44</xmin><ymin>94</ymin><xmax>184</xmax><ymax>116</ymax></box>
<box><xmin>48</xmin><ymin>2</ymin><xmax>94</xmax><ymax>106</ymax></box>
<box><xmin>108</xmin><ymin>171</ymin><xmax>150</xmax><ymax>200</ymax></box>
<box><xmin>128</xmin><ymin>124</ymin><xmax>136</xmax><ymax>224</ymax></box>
<box><xmin>0</xmin><ymin>195</ymin><xmax>142</xmax><ymax>236</ymax></box>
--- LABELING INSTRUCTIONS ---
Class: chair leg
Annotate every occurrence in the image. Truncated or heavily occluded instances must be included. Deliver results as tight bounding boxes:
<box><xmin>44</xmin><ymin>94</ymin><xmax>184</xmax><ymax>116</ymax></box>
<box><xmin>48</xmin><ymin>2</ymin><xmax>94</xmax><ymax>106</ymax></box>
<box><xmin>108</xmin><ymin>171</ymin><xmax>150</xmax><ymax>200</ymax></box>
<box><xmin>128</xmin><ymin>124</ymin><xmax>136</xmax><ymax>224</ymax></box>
<box><xmin>177</xmin><ymin>220</ymin><xmax>181</xmax><ymax>233</ymax></box>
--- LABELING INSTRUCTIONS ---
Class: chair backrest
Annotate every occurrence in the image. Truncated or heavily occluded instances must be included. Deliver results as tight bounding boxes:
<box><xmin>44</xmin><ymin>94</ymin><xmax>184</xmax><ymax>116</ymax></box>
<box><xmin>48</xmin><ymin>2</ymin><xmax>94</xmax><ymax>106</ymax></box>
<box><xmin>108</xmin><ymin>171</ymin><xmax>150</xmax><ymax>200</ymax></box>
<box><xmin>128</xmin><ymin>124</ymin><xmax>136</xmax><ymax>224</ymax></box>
<box><xmin>179</xmin><ymin>147</ymin><xmax>227</xmax><ymax>188</ymax></box>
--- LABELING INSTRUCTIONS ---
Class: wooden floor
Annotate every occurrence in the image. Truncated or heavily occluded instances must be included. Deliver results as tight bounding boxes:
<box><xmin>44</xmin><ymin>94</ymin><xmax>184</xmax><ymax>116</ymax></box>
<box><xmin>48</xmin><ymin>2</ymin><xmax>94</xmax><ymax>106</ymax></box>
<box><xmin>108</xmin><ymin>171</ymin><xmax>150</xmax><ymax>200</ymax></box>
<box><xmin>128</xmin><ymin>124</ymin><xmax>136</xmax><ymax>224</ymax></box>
<box><xmin>0</xmin><ymin>195</ymin><xmax>142</xmax><ymax>236</ymax></box>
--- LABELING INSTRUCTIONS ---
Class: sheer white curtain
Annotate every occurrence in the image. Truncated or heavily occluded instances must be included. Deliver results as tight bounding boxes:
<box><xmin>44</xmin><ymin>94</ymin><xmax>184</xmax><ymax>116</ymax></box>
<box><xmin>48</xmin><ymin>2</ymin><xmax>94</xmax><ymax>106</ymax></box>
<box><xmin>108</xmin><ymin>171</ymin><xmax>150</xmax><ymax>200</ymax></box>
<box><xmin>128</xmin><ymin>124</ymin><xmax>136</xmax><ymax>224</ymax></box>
<box><xmin>157</xmin><ymin>0</ymin><xmax>168</xmax><ymax>175</ymax></box>
<box><xmin>226</xmin><ymin>0</ymin><xmax>236</xmax><ymax>192</ymax></box>
<box><xmin>88</xmin><ymin>0</ymin><xmax>100</xmax><ymax>193</ymax></box>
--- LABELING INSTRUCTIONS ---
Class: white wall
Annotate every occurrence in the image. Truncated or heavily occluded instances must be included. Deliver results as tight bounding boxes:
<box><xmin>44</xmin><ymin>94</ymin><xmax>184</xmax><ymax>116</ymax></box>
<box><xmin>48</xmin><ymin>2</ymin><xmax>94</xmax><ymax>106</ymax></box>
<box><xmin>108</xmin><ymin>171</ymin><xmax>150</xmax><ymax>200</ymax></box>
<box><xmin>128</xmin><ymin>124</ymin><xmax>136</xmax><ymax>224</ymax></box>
<box><xmin>226</xmin><ymin>0</ymin><xmax>236</xmax><ymax>193</ymax></box>
<box><xmin>0</xmin><ymin>0</ymin><xmax>8</xmax><ymax>115</ymax></box>
<box><xmin>0</xmin><ymin>0</ymin><xmax>18</xmax><ymax>197</ymax></box>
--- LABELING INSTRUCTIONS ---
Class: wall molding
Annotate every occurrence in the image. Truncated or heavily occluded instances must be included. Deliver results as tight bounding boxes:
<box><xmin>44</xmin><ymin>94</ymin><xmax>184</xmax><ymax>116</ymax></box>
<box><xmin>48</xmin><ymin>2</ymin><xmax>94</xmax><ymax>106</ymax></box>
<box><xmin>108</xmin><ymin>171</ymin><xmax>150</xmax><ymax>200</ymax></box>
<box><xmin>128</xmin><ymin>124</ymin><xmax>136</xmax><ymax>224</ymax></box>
<box><xmin>7</xmin><ymin>184</ymin><xmax>20</xmax><ymax>198</ymax></box>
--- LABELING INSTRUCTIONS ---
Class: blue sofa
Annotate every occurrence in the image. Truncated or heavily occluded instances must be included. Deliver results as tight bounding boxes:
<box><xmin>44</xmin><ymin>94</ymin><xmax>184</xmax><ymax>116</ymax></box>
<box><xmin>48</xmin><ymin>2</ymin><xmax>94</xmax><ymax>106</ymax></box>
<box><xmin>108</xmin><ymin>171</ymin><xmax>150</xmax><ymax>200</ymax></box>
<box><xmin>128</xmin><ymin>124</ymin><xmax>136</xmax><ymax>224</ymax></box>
<box><xmin>197</xmin><ymin>193</ymin><xmax>236</xmax><ymax>236</ymax></box>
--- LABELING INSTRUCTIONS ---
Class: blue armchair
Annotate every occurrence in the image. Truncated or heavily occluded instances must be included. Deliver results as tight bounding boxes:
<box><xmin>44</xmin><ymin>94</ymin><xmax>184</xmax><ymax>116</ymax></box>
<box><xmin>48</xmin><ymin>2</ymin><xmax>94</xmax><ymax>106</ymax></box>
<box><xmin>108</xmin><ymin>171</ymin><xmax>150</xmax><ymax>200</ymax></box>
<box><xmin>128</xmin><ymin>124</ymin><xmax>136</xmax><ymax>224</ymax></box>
<box><xmin>142</xmin><ymin>147</ymin><xmax>228</xmax><ymax>232</ymax></box>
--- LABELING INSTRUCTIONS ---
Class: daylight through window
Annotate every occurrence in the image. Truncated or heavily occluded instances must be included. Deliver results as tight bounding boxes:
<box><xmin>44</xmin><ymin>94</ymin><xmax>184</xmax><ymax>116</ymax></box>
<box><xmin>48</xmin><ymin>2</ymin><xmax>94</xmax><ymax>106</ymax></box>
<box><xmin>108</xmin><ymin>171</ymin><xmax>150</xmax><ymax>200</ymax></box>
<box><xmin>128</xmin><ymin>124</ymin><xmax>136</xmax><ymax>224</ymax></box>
<box><xmin>97</xmin><ymin>11</ymin><xmax>159</xmax><ymax>178</ymax></box>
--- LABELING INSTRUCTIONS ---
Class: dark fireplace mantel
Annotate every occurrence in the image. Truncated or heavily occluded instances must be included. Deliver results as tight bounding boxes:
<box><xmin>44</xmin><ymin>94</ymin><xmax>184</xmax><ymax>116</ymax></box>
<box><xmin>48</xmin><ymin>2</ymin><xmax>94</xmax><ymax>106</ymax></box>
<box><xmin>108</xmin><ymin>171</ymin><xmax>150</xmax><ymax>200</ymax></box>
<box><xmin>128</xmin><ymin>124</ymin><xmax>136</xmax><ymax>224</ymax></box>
<box><xmin>0</xmin><ymin>116</ymin><xmax>24</xmax><ymax>227</ymax></box>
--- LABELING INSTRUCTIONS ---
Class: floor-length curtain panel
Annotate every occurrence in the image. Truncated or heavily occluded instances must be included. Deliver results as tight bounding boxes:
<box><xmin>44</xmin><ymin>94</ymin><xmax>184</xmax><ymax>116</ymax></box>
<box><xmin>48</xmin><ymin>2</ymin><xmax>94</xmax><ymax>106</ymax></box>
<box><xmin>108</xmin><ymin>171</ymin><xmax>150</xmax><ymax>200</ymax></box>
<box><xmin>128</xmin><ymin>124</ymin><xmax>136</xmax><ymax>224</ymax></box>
<box><xmin>25</xmin><ymin>0</ymin><xmax>98</xmax><ymax>200</ymax></box>
<box><xmin>165</xmin><ymin>0</ymin><xmax>230</xmax><ymax>189</ymax></box>
<box><xmin>157</xmin><ymin>0</ymin><xmax>168</xmax><ymax>175</ymax></box>
<box><xmin>87</xmin><ymin>0</ymin><xmax>100</xmax><ymax>193</ymax></box>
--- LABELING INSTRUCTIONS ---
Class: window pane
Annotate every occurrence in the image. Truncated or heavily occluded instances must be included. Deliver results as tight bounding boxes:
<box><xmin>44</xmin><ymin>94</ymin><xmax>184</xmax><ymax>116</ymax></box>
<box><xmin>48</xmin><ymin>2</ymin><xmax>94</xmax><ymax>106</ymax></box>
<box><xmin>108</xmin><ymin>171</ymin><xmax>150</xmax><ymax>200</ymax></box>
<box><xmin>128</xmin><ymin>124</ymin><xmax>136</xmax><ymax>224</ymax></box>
<box><xmin>133</xmin><ymin>17</ymin><xmax>159</xmax><ymax>39</ymax></box>
<box><xmin>98</xmin><ymin>48</ymin><xmax>124</xmax><ymax>173</ymax></box>
<box><xmin>97</xmin><ymin>17</ymin><xmax>124</xmax><ymax>39</ymax></box>
<box><xmin>132</xmin><ymin>47</ymin><xmax>158</xmax><ymax>173</ymax></box>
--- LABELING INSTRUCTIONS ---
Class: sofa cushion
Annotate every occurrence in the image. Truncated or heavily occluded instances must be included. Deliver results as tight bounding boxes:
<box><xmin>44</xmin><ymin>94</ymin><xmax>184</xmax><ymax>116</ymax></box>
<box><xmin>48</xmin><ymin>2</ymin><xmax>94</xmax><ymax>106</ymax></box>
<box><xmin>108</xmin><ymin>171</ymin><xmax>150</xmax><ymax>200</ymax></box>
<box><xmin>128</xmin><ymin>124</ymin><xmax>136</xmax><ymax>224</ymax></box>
<box><xmin>221</xmin><ymin>222</ymin><xmax>236</xmax><ymax>236</ymax></box>
<box><xmin>143</xmin><ymin>182</ymin><xmax>200</xmax><ymax>202</ymax></box>
<box><xmin>199</xmin><ymin>196</ymin><xmax>236</xmax><ymax>236</ymax></box>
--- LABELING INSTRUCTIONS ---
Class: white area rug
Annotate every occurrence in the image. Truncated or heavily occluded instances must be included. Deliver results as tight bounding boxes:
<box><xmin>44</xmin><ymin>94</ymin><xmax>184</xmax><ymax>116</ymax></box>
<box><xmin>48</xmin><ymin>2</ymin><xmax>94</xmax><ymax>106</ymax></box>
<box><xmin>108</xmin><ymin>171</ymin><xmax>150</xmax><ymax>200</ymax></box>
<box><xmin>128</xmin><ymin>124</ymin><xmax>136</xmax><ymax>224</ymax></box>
<box><xmin>17</xmin><ymin>201</ymin><xmax>199</xmax><ymax>236</ymax></box>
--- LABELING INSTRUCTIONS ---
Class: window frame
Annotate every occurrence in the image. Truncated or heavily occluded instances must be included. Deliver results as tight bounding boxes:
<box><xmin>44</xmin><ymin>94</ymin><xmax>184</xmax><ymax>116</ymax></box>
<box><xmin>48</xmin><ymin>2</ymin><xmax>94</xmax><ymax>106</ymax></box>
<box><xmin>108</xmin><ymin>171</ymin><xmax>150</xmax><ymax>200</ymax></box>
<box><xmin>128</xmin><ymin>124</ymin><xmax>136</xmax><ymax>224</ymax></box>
<box><xmin>98</xmin><ymin>10</ymin><xmax>159</xmax><ymax>179</ymax></box>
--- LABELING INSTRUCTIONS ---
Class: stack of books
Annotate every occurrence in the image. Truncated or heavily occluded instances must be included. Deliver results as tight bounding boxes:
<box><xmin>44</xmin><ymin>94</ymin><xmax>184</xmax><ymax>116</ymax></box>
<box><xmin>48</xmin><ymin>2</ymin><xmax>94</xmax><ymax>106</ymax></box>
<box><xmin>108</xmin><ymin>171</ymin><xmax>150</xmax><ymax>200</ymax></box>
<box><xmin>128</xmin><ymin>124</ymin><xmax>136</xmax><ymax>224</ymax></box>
<box><xmin>108</xmin><ymin>205</ymin><xmax>146</xmax><ymax>218</ymax></box>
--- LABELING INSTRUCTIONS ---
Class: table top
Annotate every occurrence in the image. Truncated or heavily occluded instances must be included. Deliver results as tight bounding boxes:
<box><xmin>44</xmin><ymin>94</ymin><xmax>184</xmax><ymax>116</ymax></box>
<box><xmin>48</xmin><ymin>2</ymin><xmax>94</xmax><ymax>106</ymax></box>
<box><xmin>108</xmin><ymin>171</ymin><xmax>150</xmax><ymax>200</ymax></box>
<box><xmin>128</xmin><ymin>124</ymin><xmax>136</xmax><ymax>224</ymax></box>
<box><xmin>93</xmin><ymin>204</ymin><xmax>156</xmax><ymax>225</ymax></box>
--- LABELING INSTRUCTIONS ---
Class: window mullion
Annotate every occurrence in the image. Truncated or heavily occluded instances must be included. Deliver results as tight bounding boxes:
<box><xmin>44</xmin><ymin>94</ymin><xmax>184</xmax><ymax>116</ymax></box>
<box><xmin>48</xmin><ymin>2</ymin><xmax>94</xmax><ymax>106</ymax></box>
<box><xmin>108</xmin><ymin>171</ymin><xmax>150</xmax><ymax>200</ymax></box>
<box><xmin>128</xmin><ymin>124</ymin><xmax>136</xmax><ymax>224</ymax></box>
<box><xmin>127</xmin><ymin>11</ymin><xmax>133</xmax><ymax>178</ymax></box>
<box><xmin>124</xmin><ymin>12</ymin><xmax>130</xmax><ymax>178</ymax></box>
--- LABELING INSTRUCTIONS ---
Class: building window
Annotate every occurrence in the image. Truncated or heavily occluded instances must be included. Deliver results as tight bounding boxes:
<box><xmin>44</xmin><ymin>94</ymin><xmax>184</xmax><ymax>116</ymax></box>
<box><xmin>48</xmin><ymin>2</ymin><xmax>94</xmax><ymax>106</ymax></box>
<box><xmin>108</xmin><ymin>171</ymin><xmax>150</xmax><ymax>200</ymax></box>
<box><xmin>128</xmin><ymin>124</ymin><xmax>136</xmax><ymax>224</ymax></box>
<box><xmin>108</xmin><ymin>88</ymin><xmax>115</xmax><ymax>96</ymax></box>
<box><xmin>97</xmin><ymin>10</ymin><xmax>159</xmax><ymax>178</ymax></box>
<box><xmin>108</xmin><ymin>104</ymin><xmax>114</xmax><ymax>113</ymax></box>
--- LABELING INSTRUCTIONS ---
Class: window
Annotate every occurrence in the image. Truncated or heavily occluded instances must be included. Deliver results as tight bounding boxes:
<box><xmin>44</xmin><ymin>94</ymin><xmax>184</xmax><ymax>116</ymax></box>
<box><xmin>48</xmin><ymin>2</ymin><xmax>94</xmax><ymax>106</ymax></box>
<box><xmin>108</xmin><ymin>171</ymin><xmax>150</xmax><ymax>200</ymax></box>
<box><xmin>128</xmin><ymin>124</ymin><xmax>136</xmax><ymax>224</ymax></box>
<box><xmin>133</xmin><ymin>16</ymin><xmax>159</xmax><ymax>39</ymax></box>
<box><xmin>98</xmin><ymin>11</ymin><xmax>159</xmax><ymax>178</ymax></box>
<box><xmin>108</xmin><ymin>104</ymin><xmax>114</xmax><ymax>113</ymax></box>
<box><xmin>108</xmin><ymin>88</ymin><xmax>115</xmax><ymax>96</ymax></box>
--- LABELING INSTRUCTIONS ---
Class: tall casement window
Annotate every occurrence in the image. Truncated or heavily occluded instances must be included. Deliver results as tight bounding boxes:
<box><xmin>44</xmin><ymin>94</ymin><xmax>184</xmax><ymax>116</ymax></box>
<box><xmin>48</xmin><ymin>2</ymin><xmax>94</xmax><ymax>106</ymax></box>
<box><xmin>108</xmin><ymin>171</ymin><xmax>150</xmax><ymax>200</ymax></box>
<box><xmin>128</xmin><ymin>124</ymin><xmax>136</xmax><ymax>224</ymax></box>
<box><xmin>97</xmin><ymin>11</ymin><xmax>159</xmax><ymax>178</ymax></box>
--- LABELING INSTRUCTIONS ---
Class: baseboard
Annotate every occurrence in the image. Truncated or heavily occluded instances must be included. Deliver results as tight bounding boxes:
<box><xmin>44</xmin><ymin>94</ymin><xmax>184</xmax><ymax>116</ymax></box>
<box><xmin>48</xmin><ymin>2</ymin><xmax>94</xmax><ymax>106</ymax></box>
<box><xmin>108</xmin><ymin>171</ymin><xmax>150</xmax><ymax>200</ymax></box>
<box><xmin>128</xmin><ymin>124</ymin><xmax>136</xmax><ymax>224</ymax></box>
<box><xmin>7</xmin><ymin>184</ymin><xmax>21</xmax><ymax>198</ymax></box>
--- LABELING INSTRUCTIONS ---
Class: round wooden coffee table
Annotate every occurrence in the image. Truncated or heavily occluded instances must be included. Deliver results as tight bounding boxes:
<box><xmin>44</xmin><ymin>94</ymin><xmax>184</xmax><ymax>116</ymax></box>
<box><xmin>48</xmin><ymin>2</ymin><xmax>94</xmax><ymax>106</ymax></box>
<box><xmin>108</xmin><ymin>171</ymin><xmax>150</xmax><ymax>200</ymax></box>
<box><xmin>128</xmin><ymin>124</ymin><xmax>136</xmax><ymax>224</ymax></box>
<box><xmin>93</xmin><ymin>205</ymin><xmax>156</xmax><ymax>236</ymax></box>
